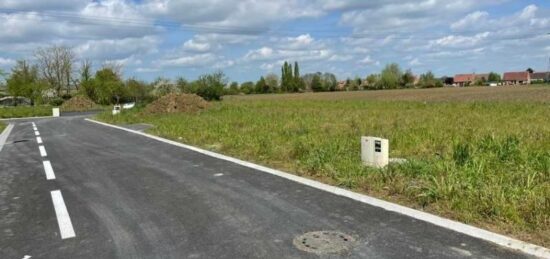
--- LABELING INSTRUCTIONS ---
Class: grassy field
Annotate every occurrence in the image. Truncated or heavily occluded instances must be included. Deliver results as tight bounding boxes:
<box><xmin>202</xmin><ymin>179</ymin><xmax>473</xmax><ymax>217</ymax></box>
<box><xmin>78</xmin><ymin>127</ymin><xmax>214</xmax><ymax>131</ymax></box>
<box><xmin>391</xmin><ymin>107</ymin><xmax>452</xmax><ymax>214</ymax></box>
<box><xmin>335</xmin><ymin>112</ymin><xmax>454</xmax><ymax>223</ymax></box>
<box><xmin>0</xmin><ymin>106</ymin><xmax>53</xmax><ymax>118</ymax></box>
<box><xmin>0</xmin><ymin>121</ymin><xmax>5</xmax><ymax>133</ymax></box>
<box><xmin>97</xmin><ymin>86</ymin><xmax>550</xmax><ymax>246</ymax></box>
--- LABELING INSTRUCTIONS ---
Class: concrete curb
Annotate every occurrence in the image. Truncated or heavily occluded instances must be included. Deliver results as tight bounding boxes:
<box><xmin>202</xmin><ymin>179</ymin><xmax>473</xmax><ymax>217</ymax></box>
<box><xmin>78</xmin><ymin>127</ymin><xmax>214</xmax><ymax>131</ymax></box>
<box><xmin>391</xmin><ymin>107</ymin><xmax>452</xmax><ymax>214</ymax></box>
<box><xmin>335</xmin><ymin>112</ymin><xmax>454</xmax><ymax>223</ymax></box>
<box><xmin>85</xmin><ymin>118</ymin><xmax>550</xmax><ymax>258</ymax></box>
<box><xmin>0</xmin><ymin>115</ymin><xmax>53</xmax><ymax>121</ymax></box>
<box><xmin>0</xmin><ymin>123</ymin><xmax>14</xmax><ymax>153</ymax></box>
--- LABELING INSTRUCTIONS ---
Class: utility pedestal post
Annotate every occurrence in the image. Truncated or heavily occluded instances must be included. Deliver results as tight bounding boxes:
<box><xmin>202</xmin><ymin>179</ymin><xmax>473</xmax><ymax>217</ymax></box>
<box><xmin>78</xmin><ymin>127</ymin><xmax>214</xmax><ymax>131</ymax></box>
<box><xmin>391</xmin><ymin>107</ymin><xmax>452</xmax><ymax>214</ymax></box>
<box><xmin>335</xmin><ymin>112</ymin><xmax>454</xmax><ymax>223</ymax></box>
<box><xmin>361</xmin><ymin>136</ymin><xmax>389</xmax><ymax>168</ymax></box>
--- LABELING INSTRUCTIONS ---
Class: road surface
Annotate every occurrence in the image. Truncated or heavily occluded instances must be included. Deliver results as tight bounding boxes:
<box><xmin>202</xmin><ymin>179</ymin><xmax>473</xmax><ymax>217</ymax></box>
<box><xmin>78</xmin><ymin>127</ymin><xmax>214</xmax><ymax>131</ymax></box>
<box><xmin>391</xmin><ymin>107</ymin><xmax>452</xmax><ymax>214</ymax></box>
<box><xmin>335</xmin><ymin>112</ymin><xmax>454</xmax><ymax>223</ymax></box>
<box><xmin>0</xmin><ymin>116</ymin><xmax>534</xmax><ymax>258</ymax></box>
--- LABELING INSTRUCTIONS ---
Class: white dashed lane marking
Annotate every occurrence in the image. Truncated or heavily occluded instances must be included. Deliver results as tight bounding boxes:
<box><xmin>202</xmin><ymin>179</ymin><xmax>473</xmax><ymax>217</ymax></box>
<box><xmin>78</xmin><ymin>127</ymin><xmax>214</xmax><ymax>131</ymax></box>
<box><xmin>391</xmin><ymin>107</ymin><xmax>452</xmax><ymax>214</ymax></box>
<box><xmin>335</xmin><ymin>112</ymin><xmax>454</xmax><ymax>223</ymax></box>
<box><xmin>38</xmin><ymin>145</ymin><xmax>47</xmax><ymax>157</ymax></box>
<box><xmin>50</xmin><ymin>190</ymin><xmax>76</xmax><ymax>239</ymax></box>
<box><xmin>42</xmin><ymin>161</ymin><xmax>56</xmax><ymax>180</ymax></box>
<box><xmin>34</xmin><ymin>131</ymin><xmax>40</xmax><ymax>136</ymax></box>
<box><xmin>36</xmin><ymin>137</ymin><xmax>42</xmax><ymax>144</ymax></box>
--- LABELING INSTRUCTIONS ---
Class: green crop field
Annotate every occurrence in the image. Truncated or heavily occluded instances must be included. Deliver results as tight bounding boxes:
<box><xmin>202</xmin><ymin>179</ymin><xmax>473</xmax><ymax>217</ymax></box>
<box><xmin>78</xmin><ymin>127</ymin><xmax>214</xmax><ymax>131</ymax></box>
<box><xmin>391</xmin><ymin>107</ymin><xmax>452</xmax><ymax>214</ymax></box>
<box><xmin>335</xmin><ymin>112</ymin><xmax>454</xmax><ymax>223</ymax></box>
<box><xmin>97</xmin><ymin>86</ymin><xmax>550</xmax><ymax>246</ymax></box>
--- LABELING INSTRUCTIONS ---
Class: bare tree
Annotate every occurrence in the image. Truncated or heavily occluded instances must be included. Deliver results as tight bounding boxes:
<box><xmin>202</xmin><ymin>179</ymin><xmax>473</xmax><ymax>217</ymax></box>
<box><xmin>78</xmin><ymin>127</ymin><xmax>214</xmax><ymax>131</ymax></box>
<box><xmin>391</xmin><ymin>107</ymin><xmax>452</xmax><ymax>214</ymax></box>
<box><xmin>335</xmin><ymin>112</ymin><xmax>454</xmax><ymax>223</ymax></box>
<box><xmin>35</xmin><ymin>45</ymin><xmax>75</xmax><ymax>96</ymax></box>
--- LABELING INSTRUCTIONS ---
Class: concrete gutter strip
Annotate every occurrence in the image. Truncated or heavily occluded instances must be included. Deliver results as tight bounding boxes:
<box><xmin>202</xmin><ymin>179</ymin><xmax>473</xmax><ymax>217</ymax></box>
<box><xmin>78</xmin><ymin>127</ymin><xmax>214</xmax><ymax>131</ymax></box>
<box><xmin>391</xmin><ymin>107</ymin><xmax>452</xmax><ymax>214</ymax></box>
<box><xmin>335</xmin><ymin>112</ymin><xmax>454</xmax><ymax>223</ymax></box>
<box><xmin>0</xmin><ymin>123</ymin><xmax>14</xmax><ymax>153</ymax></box>
<box><xmin>84</xmin><ymin>118</ymin><xmax>549</xmax><ymax>258</ymax></box>
<box><xmin>0</xmin><ymin>115</ymin><xmax>53</xmax><ymax>121</ymax></box>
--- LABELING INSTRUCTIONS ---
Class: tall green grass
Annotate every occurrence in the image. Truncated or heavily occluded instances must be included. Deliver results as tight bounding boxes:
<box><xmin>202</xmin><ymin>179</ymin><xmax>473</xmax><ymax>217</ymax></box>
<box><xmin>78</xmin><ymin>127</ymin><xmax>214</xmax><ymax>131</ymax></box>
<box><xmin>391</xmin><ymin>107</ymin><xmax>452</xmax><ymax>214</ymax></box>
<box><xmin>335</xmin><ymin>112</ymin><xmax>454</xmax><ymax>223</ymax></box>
<box><xmin>0</xmin><ymin>106</ymin><xmax>52</xmax><ymax>118</ymax></box>
<box><xmin>97</xmin><ymin>100</ymin><xmax>550</xmax><ymax>245</ymax></box>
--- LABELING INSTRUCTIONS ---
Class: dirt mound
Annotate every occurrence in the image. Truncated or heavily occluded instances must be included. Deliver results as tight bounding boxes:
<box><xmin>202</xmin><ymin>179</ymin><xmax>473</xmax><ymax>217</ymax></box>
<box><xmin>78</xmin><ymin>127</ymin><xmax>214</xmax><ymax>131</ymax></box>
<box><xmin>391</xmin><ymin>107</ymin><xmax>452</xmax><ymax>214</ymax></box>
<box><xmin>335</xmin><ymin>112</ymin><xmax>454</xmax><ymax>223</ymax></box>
<box><xmin>61</xmin><ymin>96</ymin><xmax>97</xmax><ymax>112</ymax></box>
<box><xmin>144</xmin><ymin>93</ymin><xmax>209</xmax><ymax>114</ymax></box>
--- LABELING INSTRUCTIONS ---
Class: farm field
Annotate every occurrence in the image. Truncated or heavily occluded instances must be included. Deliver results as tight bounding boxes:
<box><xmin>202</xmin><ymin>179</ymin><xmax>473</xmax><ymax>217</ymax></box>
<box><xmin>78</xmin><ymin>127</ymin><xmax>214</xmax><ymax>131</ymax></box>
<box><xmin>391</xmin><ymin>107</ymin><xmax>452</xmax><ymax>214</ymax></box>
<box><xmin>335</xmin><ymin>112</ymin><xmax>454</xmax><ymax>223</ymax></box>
<box><xmin>97</xmin><ymin>86</ymin><xmax>550</xmax><ymax>246</ymax></box>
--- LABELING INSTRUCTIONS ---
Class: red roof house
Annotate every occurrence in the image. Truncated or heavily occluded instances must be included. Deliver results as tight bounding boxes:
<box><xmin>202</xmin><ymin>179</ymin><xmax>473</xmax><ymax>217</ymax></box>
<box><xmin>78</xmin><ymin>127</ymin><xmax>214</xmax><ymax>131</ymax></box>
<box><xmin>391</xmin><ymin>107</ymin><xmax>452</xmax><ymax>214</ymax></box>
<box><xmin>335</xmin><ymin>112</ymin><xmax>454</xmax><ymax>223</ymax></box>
<box><xmin>453</xmin><ymin>73</ymin><xmax>490</xmax><ymax>86</ymax></box>
<box><xmin>503</xmin><ymin>72</ymin><xmax>530</xmax><ymax>85</ymax></box>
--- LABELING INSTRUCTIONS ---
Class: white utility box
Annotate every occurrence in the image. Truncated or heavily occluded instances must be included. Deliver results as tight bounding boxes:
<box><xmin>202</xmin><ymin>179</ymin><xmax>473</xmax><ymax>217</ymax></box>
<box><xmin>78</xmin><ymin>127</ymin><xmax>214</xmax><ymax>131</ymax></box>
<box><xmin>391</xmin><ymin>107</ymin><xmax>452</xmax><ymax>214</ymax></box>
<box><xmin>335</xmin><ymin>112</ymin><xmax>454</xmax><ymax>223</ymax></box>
<box><xmin>52</xmin><ymin>108</ymin><xmax>60</xmax><ymax>117</ymax></box>
<box><xmin>112</xmin><ymin>105</ymin><xmax>121</xmax><ymax>115</ymax></box>
<box><xmin>361</xmin><ymin>136</ymin><xmax>389</xmax><ymax>168</ymax></box>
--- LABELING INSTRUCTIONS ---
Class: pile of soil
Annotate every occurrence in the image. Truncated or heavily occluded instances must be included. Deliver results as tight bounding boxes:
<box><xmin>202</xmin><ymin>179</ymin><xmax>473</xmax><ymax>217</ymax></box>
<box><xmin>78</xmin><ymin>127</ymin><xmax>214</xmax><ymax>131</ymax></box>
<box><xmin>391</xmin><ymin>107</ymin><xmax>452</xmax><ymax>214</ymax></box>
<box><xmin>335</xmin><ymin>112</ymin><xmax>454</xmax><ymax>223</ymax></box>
<box><xmin>144</xmin><ymin>93</ymin><xmax>209</xmax><ymax>114</ymax></box>
<box><xmin>61</xmin><ymin>96</ymin><xmax>97</xmax><ymax>112</ymax></box>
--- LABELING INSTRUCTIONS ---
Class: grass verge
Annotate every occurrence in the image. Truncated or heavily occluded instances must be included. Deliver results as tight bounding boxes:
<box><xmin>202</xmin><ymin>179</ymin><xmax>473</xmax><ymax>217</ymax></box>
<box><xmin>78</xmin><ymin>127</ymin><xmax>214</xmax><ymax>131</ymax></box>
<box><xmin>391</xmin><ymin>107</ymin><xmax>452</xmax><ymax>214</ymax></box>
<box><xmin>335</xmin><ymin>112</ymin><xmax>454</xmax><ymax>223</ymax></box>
<box><xmin>96</xmin><ymin>90</ymin><xmax>550</xmax><ymax>246</ymax></box>
<box><xmin>0</xmin><ymin>121</ymin><xmax>5</xmax><ymax>133</ymax></box>
<box><xmin>0</xmin><ymin>106</ymin><xmax>53</xmax><ymax>118</ymax></box>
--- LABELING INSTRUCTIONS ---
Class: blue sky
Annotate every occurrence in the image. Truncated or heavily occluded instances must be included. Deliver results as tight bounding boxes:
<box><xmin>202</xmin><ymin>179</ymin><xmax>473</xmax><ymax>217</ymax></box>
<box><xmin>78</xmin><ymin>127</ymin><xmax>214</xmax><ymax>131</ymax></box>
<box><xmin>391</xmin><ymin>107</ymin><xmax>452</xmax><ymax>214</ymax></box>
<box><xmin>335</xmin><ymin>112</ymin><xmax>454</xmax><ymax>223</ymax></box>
<box><xmin>0</xmin><ymin>0</ymin><xmax>549</xmax><ymax>82</ymax></box>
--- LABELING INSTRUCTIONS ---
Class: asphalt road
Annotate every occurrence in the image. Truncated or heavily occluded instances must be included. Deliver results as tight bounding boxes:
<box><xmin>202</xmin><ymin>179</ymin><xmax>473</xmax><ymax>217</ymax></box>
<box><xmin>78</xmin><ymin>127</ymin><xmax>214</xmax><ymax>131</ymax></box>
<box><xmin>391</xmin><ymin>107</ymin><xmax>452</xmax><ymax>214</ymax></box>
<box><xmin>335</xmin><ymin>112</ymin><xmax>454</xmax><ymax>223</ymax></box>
<box><xmin>0</xmin><ymin>116</ymin><xmax>534</xmax><ymax>258</ymax></box>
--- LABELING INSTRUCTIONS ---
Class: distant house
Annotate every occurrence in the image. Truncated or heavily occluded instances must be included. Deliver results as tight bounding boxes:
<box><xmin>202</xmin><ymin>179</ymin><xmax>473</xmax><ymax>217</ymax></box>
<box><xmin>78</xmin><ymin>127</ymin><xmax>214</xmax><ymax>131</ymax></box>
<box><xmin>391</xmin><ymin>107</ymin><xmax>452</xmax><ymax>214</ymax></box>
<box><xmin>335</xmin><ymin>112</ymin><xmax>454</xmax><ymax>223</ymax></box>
<box><xmin>453</xmin><ymin>73</ymin><xmax>489</xmax><ymax>86</ymax></box>
<box><xmin>503</xmin><ymin>72</ymin><xmax>530</xmax><ymax>85</ymax></box>
<box><xmin>530</xmin><ymin>72</ymin><xmax>549</xmax><ymax>83</ymax></box>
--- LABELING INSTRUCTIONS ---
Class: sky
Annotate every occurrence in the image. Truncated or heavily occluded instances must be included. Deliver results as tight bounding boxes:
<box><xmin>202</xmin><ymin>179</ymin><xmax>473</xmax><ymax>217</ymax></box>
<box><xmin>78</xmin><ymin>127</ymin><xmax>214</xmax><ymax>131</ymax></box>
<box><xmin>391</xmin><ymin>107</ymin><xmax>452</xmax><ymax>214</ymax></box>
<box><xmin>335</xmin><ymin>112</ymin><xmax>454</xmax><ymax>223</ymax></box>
<box><xmin>0</xmin><ymin>0</ymin><xmax>549</xmax><ymax>82</ymax></box>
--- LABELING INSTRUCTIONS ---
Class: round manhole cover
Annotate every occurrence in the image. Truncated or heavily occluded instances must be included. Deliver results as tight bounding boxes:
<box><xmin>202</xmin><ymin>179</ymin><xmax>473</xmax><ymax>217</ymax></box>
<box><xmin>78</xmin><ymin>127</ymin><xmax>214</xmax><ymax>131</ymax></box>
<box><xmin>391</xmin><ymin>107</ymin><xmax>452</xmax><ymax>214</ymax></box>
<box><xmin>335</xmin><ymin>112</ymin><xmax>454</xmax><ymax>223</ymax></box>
<box><xmin>293</xmin><ymin>231</ymin><xmax>356</xmax><ymax>254</ymax></box>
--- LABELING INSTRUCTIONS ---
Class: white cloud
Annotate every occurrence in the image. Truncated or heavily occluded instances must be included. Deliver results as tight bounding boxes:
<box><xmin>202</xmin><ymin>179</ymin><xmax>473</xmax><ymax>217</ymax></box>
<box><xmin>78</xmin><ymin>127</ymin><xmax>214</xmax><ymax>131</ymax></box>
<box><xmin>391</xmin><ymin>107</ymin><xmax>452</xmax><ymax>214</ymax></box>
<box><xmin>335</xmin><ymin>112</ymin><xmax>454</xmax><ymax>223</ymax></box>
<box><xmin>244</xmin><ymin>47</ymin><xmax>274</xmax><ymax>61</ymax></box>
<box><xmin>142</xmin><ymin>0</ymin><xmax>322</xmax><ymax>34</ymax></box>
<box><xmin>74</xmin><ymin>36</ymin><xmax>159</xmax><ymax>60</ymax></box>
<box><xmin>409</xmin><ymin>58</ymin><xmax>422</xmax><ymax>66</ymax></box>
<box><xmin>0</xmin><ymin>57</ymin><xmax>16</xmax><ymax>66</ymax></box>
<box><xmin>358</xmin><ymin>55</ymin><xmax>377</xmax><ymax>65</ymax></box>
<box><xmin>157</xmin><ymin>53</ymin><xmax>217</xmax><ymax>67</ymax></box>
<box><xmin>183</xmin><ymin>39</ymin><xmax>213</xmax><ymax>52</ymax></box>
<box><xmin>430</xmin><ymin>32</ymin><xmax>490</xmax><ymax>48</ymax></box>
<box><xmin>451</xmin><ymin>11</ymin><xmax>489</xmax><ymax>30</ymax></box>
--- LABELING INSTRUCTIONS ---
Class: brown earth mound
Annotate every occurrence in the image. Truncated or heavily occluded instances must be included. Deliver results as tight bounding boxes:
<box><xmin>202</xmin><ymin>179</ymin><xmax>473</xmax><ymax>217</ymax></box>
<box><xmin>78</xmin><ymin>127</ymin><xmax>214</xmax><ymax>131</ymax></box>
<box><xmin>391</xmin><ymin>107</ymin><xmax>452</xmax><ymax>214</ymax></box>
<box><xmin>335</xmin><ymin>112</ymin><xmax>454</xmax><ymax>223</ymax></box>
<box><xmin>61</xmin><ymin>96</ymin><xmax>97</xmax><ymax>112</ymax></box>
<box><xmin>144</xmin><ymin>93</ymin><xmax>209</xmax><ymax>114</ymax></box>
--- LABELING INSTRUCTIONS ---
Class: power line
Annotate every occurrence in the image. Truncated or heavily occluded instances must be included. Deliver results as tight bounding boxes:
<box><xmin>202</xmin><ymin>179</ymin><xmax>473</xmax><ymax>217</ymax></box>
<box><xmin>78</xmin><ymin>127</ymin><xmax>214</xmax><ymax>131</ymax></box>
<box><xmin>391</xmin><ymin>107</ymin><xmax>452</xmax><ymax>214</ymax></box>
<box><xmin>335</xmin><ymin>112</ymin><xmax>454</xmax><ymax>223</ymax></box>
<box><xmin>0</xmin><ymin>8</ymin><xmax>547</xmax><ymax>42</ymax></box>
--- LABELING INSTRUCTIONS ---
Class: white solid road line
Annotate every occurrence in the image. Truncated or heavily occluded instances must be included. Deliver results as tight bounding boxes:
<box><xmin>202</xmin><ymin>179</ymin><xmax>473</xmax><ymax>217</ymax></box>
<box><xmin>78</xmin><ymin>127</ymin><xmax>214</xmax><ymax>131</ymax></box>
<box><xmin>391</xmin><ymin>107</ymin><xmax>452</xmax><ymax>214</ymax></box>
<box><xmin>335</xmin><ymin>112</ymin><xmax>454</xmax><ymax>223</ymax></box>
<box><xmin>42</xmin><ymin>161</ymin><xmax>56</xmax><ymax>180</ymax></box>
<box><xmin>34</xmin><ymin>130</ymin><xmax>40</xmax><ymax>136</ymax></box>
<box><xmin>38</xmin><ymin>145</ymin><xmax>47</xmax><ymax>157</ymax></box>
<box><xmin>50</xmin><ymin>190</ymin><xmax>76</xmax><ymax>239</ymax></box>
<box><xmin>85</xmin><ymin>118</ymin><xmax>550</xmax><ymax>258</ymax></box>
<box><xmin>36</xmin><ymin>137</ymin><xmax>43</xmax><ymax>144</ymax></box>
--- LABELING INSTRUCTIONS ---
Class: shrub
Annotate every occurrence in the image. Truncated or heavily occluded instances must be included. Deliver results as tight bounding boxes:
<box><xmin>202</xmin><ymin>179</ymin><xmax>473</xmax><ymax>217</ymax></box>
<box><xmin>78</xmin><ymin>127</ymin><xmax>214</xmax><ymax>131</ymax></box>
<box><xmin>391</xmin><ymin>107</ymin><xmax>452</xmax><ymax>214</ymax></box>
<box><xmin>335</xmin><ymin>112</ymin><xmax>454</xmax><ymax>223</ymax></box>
<box><xmin>49</xmin><ymin>97</ymin><xmax>64</xmax><ymax>106</ymax></box>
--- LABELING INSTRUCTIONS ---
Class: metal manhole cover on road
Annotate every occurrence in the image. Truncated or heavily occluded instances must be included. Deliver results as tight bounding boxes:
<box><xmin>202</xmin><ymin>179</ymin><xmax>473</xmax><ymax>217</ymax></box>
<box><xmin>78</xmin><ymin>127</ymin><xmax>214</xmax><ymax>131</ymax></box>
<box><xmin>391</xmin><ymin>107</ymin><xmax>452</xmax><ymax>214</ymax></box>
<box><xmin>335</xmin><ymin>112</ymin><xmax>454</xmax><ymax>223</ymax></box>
<box><xmin>293</xmin><ymin>231</ymin><xmax>357</xmax><ymax>254</ymax></box>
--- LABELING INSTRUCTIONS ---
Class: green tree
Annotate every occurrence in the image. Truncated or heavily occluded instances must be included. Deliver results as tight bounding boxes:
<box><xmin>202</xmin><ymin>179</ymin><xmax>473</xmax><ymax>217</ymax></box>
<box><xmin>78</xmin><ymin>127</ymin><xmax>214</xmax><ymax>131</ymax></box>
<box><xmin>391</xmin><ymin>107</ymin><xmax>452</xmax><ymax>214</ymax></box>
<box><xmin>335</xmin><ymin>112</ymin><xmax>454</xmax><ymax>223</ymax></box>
<box><xmin>7</xmin><ymin>60</ymin><xmax>45</xmax><ymax>105</ymax></box>
<box><xmin>126</xmin><ymin>78</ymin><xmax>149</xmax><ymax>103</ymax></box>
<box><xmin>401</xmin><ymin>69</ymin><xmax>415</xmax><ymax>88</ymax></box>
<box><xmin>227</xmin><ymin>81</ymin><xmax>240</xmax><ymax>95</ymax></box>
<box><xmin>322</xmin><ymin>73</ymin><xmax>337</xmax><ymax>91</ymax></box>
<box><xmin>377</xmin><ymin>63</ymin><xmax>402</xmax><ymax>89</ymax></box>
<box><xmin>294</xmin><ymin>61</ymin><xmax>305</xmax><ymax>91</ymax></box>
<box><xmin>240</xmin><ymin>81</ymin><xmax>254</xmax><ymax>94</ymax></box>
<box><xmin>194</xmin><ymin>71</ymin><xmax>227</xmax><ymax>101</ymax></box>
<box><xmin>93</xmin><ymin>67</ymin><xmax>126</xmax><ymax>105</ymax></box>
<box><xmin>255</xmin><ymin>76</ymin><xmax>271</xmax><ymax>94</ymax></box>
<box><xmin>264</xmin><ymin>74</ymin><xmax>279</xmax><ymax>92</ymax></box>
<box><xmin>488</xmin><ymin>72</ymin><xmax>501</xmax><ymax>82</ymax></box>
<box><xmin>176</xmin><ymin>77</ymin><xmax>195</xmax><ymax>94</ymax></box>
<box><xmin>418</xmin><ymin>71</ymin><xmax>443</xmax><ymax>88</ymax></box>
<box><xmin>311</xmin><ymin>74</ymin><xmax>323</xmax><ymax>92</ymax></box>
<box><xmin>365</xmin><ymin>74</ymin><xmax>380</xmax><ymax>90</ymax></box>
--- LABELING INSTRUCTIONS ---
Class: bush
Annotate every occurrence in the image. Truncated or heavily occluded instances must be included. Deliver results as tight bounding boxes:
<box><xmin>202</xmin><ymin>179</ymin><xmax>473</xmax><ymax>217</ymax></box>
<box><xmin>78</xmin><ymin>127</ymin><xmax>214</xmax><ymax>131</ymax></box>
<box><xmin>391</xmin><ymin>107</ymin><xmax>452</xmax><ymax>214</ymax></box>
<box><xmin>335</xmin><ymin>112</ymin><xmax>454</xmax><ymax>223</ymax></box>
<box><xmin>49</xmin><ymin>97</ymin><xmax>64</xmax><ymax>106</ymax></box>
<box><xmin>194</xmin><ymin>71</ymin><xmax>227</xmax><ymax>101</ymax></box>
<box><xmin>61</xmin><ymin>93</ymin><xmax>72</xmax><ymax>100</ymax></box>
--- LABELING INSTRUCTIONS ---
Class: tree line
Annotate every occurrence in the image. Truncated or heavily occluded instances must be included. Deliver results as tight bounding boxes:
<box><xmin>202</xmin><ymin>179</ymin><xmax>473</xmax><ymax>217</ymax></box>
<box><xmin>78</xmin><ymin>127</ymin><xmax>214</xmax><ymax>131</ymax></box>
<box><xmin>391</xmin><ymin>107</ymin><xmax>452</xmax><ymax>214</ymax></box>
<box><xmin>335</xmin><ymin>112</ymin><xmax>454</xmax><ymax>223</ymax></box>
<box><xmin>2</xmin><ymin>45</ymin><xmax>501</xmax><ymax>106</ymax></box>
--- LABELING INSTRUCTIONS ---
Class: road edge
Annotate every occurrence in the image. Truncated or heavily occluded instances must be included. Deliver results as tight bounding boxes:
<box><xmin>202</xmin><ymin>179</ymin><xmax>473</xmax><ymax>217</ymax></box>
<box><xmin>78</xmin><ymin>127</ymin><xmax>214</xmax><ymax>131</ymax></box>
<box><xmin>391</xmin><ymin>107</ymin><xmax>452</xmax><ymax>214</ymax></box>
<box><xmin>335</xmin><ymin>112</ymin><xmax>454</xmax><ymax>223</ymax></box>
<box><xmin>0</xmin><ymin>115</ymin><xmax>53</xmax><ymax>121</ymax></box>
<box><xmin>0</xmin><ymin>123</ymin><xmax>14</xmax><ymax>153</ymax></box>
<box><xmin>85</xmin><ymin>118</ymin><xmax>549</xmax><ymax>258</ymax></box>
